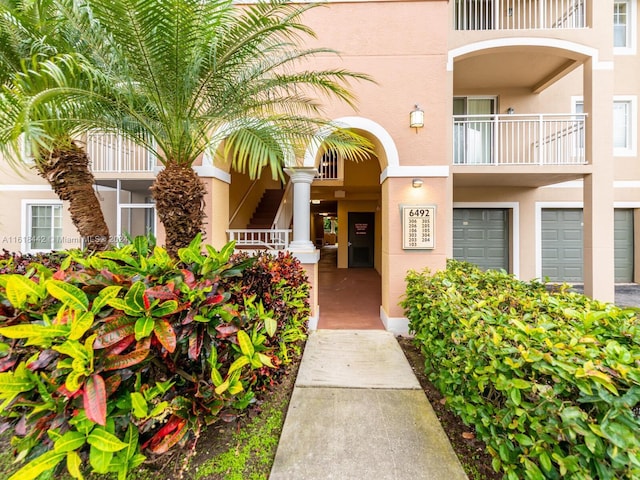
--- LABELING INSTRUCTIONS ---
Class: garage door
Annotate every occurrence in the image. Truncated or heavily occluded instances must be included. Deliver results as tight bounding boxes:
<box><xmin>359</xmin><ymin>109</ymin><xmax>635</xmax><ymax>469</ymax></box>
<box><xmin>453</xmin><ymin>208</ymin><xmax>508</xmax><ymax>271</ymax></box>
<box><xmin>541</xmin><ymin>209</ymin><xmax>583</xmax><ymax>282</ymax></box>
<box><xmin>615</xmin><ymin>209</ymin><xmax>634</xmax><ymax>283</ymax></box>
<box><xmin>541</xmin><ymin>209</ymin><xmax>634</xmax><ymax>283</ymax></box>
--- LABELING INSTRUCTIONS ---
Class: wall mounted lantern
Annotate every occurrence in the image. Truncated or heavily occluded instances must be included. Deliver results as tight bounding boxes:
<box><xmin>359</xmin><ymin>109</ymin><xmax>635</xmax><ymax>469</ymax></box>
<box><xmin>410</xmin><ymin>104</ymin><xmax>424</xmax><ymax>131</ymax></box>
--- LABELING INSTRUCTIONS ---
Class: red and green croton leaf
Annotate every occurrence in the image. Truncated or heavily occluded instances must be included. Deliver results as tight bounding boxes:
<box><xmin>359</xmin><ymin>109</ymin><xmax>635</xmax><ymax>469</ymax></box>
<box><xmin>84</xmin><ymin>374</ymin><xmax>107</xmax><ymax>426</ymax></box>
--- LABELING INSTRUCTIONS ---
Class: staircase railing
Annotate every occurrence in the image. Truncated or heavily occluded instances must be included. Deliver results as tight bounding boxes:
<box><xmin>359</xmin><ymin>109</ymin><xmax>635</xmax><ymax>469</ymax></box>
<box><xmin>227</xmin><ymin>229</ymin><xmax>291</xmax><ymax>250</ymax></box>
<box><xmin>272</xmin><ymin>181</ymin><xmax>293</xmax><ymax>230</ymax></box>
<box><xmin>229</xmin><ymin>178</ymin><xmax>260</xmax><ymax>227</ymax></box>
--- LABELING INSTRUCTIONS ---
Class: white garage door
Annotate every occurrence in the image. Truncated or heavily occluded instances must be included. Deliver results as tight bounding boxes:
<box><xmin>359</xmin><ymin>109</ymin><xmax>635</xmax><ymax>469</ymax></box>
<box><xmin>453</xmin><ymin>208</ymin><xmax>508</xmax><ymax>271</ymax></box>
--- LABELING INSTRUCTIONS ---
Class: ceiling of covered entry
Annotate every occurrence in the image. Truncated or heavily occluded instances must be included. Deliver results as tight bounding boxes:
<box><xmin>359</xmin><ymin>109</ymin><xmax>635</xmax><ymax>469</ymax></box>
<box><xmin>454</xmin><ymin>49</ymin><xmax>583</xmax><ymax>92</ymax></box>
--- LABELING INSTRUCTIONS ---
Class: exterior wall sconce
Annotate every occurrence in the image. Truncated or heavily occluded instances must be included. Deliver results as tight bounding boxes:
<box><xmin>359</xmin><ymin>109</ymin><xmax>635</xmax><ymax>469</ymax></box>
<box><xmin>506</xmin><ymin>107</ymin><xmax>515</xmax><ymax>114</ymax></box>
<box><xmin>412</xmin><ymin>178</ymin><xmax>423</xmax><ymax>188</ymax></box>
<box><xmin>410</xmin><ymin>104</ymin><xmax>424</xmax><ymax>131</ymax></box>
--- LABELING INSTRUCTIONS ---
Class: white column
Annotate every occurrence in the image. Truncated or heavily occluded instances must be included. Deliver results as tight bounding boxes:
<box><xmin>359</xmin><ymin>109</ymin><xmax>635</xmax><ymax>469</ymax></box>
<box><xmin>285</xmin><ymin>167</ymin><xmax>317</xmax><ymax>252</ymax></box>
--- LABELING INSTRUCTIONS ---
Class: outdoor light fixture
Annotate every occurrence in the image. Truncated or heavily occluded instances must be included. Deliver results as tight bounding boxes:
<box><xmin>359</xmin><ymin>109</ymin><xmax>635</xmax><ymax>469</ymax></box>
<box><xmin>410</xmin><ymin>104</ymin><xmax>424</xmax><ymax>131</ymax></box>
<box><xmin>412</xmin><ymin>178</ymin><xmax>423</xmax><ymax>188</ymax></box>
<box><xmin>506</xmin><ymin>107</ymin><xmax>515</xmax><ymax>114</ymax></box>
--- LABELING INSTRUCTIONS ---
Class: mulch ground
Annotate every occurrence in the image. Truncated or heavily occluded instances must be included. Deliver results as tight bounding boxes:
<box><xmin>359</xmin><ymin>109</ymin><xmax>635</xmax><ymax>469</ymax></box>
<box><xmin>397</xmin><ymin>336</ymin><xmax>502</xmax><ymax>480</ymax></box>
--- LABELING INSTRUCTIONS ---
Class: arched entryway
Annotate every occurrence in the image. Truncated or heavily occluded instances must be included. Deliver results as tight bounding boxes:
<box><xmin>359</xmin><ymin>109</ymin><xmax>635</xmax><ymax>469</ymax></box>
<box><xmin>304</xmin><ymin>117</ymin><xmax>397</xmax><ymax>330</ymax></box>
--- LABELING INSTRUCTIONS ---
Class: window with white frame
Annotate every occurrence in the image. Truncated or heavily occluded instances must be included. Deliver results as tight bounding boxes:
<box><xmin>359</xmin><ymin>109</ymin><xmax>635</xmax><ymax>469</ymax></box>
<box><xmin>573</xmin><ymin>97</ymin><xmax>637</xmax><ymax>156</ymax></box>
<box><xmin>614</xmin><ymin>0</ymin><xmax>637</xmax><ymax>54</ymax></box>
<box><xmin>25</xmin><ymin>202</ymin><xmax>63</xmax><ymax>251</ymax></box>
<box><xmin>614</xmin><ymin>100</ymin><xmax>633</xmax><ymax>153</ymax></box>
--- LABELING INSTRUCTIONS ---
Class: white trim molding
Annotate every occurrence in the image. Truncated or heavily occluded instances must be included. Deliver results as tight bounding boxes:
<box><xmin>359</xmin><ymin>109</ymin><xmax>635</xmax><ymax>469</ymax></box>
<box><xmin>614</xmin><ymin>0</ymin><xmax>637</xmax><ymax>56</ymax></box>
<box><xmin>303</xmin><ymin>116</ymin><xmax>400</xmax><ymax>171</ymax></box>
<box><xmin>453</xmin><ymin>202</ymin><xmax>520</xmax><ymax>278</ymax></box>
<box><xmin>381</xmin><ymin>165</ymin><xmax>449</xmax><ymax>183</ymax></box>
<box><xmin>380</xmin><ymin>307</ymin><xmax>409</xmax><ymax>335</ymax></box>
<box><xmin>20</xmin><ymin>199</ymin><xmax>64</xmax><ymax>254</ymax></box>
<box><xmin>448</xmin><ymin>38</ymin><xmax>600</xmax><ymax>71</ymax></box>
<box><xmin>193</xmin><ymin>164</ymin><xmax>232</xmax><ymax>183</ymax></box>
<box><xmin>307</xmin><ymin>313</ymin><xmax>319</xmax><ymax>331</ymax></box>
<box><xmin>613</xmin><ymin>96</ymin><xmax>638</xmax><ymax>157</ymax></box>
<box><xmin>615</xmin><ymin>181</ymin><xmax>640</xmax><ymax>188</ymax></box>
<box><xmin>0</xmin><ymin>184</ymin><xmax>52</xmax><ymax>192</ymax></box>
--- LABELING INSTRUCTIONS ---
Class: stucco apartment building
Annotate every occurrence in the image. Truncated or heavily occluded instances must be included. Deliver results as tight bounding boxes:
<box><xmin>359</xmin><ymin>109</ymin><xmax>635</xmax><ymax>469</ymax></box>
<box><xmin>0</xmin><ymin>0</ymin><xmax>635</xmax><ymax>333</ymax></box>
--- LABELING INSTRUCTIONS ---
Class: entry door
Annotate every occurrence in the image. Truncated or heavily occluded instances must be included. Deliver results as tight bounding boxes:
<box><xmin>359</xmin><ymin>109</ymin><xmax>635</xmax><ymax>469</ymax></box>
<box><xmin>348</xmin><ymin>212</ymin><xmax>375</xmax><ymax>268</ymax></box>
<box><xmin>454</xmin><ymin>97</ymin><xmax>496</xmax><ymax>165</ymax></box>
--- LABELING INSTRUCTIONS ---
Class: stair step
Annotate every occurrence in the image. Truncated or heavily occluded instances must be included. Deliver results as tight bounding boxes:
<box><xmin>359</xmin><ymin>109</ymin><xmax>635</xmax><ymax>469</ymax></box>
<box><xmin>247</xmin><ymin>189</ymin><xmax>286</xmax><ymax>229</ymax></box>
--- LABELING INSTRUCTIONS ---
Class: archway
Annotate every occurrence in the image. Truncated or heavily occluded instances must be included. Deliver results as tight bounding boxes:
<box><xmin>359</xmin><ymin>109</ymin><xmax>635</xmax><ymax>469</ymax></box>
<box><xmin>305</xmin><ymin>117</ymin><xmax>399</xmax><ymax>329</ymax></box>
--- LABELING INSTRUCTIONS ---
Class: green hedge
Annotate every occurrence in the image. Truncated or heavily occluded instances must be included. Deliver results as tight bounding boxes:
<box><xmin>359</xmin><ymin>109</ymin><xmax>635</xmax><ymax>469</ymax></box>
<box><xmin>402</xmin><ymin>260</ymin><xmax>640</xmax><ymax>480</ymax></box>
<box><xmin>0</xmin><ymin>235</ymin><xmax>308</xmax><ymax>480</ymax></box>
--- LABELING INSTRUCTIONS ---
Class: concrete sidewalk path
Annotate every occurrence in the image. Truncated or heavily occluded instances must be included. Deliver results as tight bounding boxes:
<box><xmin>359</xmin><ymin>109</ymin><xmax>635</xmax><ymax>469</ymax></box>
<box><xmin>270</xmin><ymin>330</ymin><xmax>468</xmax><ymax>480</ymax></box>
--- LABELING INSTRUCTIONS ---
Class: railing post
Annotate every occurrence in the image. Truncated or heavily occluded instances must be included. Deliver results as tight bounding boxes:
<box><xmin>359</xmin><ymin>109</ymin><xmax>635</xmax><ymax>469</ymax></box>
<box><xmin>492</xmin><ymin>114</ymin><xmax>499</xmax><ymax>165</ymax></box>
<box><xmin>538</xmin><ymin>114</ymin><xmax>545</xmax><ymax>165</ymax></box>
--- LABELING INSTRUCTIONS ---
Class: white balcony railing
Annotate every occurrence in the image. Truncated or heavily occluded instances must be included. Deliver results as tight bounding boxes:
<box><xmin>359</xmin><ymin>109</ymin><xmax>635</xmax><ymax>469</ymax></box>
<box><xmin>453</xmin><ymin>113</ymin><xmax>586</xmax><ymax>166</ymax></box>
<box><xmin>315</xmin><ymin>149</ymin><xmax>339</xmax><ymax>180</ymax></box>
<box><xmin>227</xmin><ymin>229</ymin><xmax>291</xmax><ymax>250</ymax></box>
<box><xmin>86</xmin><ymin>132</ymin><xmax>156</xmax><ymax>173</ymax></box>
<box><xmin>454</xmin><ymin>0</ymin><xmax>585</xmax><ymax>30</ymax></box>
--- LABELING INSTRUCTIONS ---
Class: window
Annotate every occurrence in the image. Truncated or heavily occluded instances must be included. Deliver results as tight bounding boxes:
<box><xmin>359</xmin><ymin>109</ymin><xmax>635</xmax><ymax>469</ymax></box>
<box><xmin>614</xmin><ymin>100</ymin><xmax>632</xmax><ymax>151</ymax></box>
<box><xmin>614</xmin><ymin>0</ymin><xmax>636</xmax><ymax>54</ymax></box>
<box><xmin>25</xmin><ymin>202</ymin><xmax>63</xmax><ymax>252</ymax></box>
<box><xmin>573</xmin><ymin>97</ymin><xmax>637</xmax><ymax>156</ymax></box>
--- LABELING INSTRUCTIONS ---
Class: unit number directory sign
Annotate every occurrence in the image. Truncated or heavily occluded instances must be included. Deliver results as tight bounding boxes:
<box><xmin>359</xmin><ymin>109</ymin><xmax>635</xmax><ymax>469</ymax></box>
<box><xmin>401</xmin><ymin>205</ymin><xmax>435</xmax><ymax>249</ymax></box>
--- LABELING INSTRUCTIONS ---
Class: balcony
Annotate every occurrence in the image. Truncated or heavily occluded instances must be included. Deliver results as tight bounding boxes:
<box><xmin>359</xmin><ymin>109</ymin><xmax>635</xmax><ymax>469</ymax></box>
<box><xmin>454</xmin><ymin>113</ymin><xmax>586</xmax><ymax>166</ymax></box>
<box><xmin>454</xmin><ymin>0</ymin><xmax>586</xmax><ymax>31</ymax></box>
<box><xmin>86</xmin><ymin>132</ymin><xmax>156</xmax><ymax>174</ymax></box>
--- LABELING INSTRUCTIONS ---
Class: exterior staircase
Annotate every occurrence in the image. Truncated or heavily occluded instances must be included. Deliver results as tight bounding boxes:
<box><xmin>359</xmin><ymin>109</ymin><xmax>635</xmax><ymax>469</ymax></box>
<box><xmin>247</xmin><ymin>189</ymin><xmax>286</xmax><ymax>229</ymax></box>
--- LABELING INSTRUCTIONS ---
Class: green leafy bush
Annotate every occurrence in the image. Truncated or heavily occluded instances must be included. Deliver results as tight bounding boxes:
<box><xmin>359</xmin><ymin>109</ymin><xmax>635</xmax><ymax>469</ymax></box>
<box><xmin>0</xmin><ymin>235</ymin><xmax>308</xmax><ymax>479</ymax></box>
<box><xmin>402</xmin><ymin>260</ymin><xmax>640</xmax><ymax>480</ymax></box>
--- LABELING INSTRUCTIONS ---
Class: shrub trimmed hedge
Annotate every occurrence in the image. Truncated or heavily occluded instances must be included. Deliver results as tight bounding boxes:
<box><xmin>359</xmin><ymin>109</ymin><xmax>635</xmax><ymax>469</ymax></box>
<box><xmin>403</xmin><ymin>260</ymin><xmax>640</xmax><ymax>480</ymax></box>
<box><xmin>0</xmin><ymin>236</ymin><xmax>308</xmax><ymax>480</ymax></box>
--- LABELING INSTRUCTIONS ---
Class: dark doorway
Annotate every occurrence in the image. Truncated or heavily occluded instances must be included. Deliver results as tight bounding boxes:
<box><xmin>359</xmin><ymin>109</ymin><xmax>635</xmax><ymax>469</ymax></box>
<box><xmin>348</xmin><ymin>212</ymin><xmax>375</xmax><ymax>268</ymax></box>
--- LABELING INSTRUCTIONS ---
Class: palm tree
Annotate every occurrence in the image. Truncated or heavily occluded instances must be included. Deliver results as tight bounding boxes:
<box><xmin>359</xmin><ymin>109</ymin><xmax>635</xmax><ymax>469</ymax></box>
<box><xmin>0</xmin><ymin>0</ymin><xmax>110</xmax><ymax>251</ymax></box>
<box><xmin>72</xmin><ymin>0</ymin><xmax>374</xmax><ymax>256</ymax></box>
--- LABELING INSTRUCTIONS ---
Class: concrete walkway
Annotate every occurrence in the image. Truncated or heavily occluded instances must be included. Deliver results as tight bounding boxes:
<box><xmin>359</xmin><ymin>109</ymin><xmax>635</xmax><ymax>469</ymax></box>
<box><xmin>270</xmin><ymin>330</ymin><xmax>468</xmax><ymax>480</ymax></box>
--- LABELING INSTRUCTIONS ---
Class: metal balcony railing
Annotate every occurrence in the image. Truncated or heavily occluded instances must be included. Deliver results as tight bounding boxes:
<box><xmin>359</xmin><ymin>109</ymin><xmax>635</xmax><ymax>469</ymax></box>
<box><xmin>453</xmin><ymin>113</ymin><xmax>586</xmax><ymax>165</ymax></box>
<box><xmin>87</xmin><ymin>132</ymin><xmax>156</xmax><ymax>173</ymax></box>
<box><xmin>227</xmin><ymin>229</ymin><xmax>291</xmax><ymax>250</ymax></box>
<box><xmin>454</xmin><ymin>0</ymin><xmax>586</xmax><ymax>30</ymax></box>
<box><xmin>315</xmin><ymin>149</ymin><xmax>339</xmax><ymax>180</ymax></box>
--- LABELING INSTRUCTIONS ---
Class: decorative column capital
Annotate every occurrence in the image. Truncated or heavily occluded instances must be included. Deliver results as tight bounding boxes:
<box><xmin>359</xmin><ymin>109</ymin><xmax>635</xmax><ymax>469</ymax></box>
<box><xmin>284</xmin><ymin>167</ymin><xmax>318</xmax><ymax>184</ymax></box>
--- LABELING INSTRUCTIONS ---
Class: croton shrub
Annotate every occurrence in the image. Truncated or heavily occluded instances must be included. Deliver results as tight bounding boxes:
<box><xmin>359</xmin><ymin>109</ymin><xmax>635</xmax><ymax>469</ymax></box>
<box><xmin>402</xmin><ymin>260</ymin><xmax>640</xmax><ymax>480</ymax></box>
<box><xmin>0</xmin><ymin>235</ymin><xmax>309</xmax><ymax>480</ymax></box>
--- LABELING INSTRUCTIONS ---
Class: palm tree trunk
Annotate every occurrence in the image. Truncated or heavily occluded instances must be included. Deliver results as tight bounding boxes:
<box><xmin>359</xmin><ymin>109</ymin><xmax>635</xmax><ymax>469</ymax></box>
<box><xmin>151</xmin><ymin>163</ymin><xmax>207</xmax><ymax>257</ymax></box>
<box><xmin>37</xmin><ymin>139</ymin><xmax>109</xmax><ymax>251</ymax></box>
